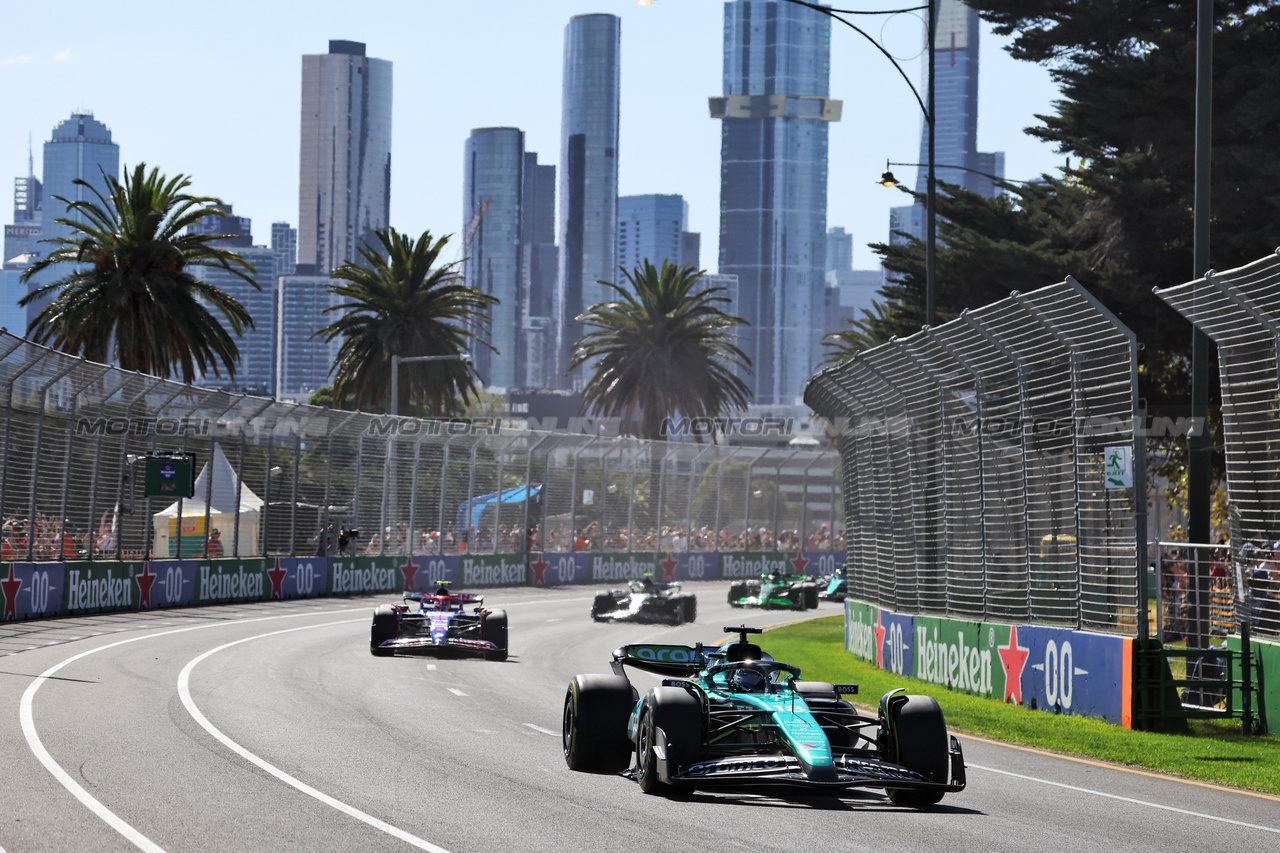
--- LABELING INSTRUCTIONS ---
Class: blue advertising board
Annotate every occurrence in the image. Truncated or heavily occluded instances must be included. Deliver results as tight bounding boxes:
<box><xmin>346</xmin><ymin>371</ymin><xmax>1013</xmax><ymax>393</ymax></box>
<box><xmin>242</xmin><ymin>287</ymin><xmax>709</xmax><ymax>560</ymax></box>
<box><xmin>531</xmin><ymin>552</ymin><xmax>590</xmax><ymax>586</ymax></box>
<box><xmin>2</xmin><ymin>561</ymin><xmax>65</xmax><ymax>620</ymax></box>
<box><xmin>1018</xmin><ymin>625</ymin><xmax>1128</xmax><ymax>724</ymax></box>
<box><xmin>268</xmin><ymin>557</ymin><xmax>330</xmax><ymax>599</ymax></box>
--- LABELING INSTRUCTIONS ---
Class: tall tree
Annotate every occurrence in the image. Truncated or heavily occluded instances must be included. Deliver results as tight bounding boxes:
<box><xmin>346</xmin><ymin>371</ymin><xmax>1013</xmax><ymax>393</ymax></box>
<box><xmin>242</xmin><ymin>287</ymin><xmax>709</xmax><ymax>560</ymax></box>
<box><xmin>318</xmin><ymin>228</ymin><xmax>496</xmax><ymax>415</ymax></box>
<box><xmin>860</xmin><ymin>2</ymin><xmax>1280</xmax><ymax>478</ymax></box>
<box><xmin>19</xmin><ymin>164</ymin><xmax>256</xmax><ymax>382</ymax></box>
<box><xmin>571</xmin><ymin>260</ymin><xmax>753</xmax><ymax>441</ymax></box>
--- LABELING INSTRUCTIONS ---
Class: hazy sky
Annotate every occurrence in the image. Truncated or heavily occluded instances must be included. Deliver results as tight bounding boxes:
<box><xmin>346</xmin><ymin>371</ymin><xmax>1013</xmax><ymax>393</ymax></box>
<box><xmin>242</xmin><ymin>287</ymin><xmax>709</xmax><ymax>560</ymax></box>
<box><xmin>2</xmin><ymin>0</ymin><xmax>1064</xmax><ymax>272</ymax></box>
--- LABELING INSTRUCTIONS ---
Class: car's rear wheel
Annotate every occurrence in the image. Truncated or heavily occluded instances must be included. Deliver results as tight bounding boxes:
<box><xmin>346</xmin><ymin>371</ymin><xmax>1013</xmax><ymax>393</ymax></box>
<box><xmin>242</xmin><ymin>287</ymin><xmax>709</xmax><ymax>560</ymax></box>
<box><xmin>681</xmin><ymin>595</ymin><xmax>697</xmax><ymax>624</ymax></box>
<box><xmin>636</xmin><ymin>687</ymin><xmax>701</xmax><ymax>795</ymax></box>
<box><xmin>590</xmin><ymin>592</ymin><xmax>613</xmax><ymax>622</ymax></box>
<box><xmin>884</xmin><ymin>695</ymin><xmax>949</xmax><ymax>807</ymax></box>
<box><xmin>482</xmin><ymin>609</ymin><xmax>508</xmax><ymax>661</ymax></box>
<box><xmin>563</xmin><ymin>674</ymin><xmax>634</xmax><ymax>773</ymax></box>
<box><xmin>727</xmin><ymin>582</ymin><xmax>747</xmax><ymax>607</ymax></box>
<box><xmin>804</xmin><ymin>582</ymin><xmax>820</xmax><ymax>610</ymax></box>
<box><xmin>370</xmin><ymin>605</ymin><xmax>398</xmax><ymax>656</ymax></box>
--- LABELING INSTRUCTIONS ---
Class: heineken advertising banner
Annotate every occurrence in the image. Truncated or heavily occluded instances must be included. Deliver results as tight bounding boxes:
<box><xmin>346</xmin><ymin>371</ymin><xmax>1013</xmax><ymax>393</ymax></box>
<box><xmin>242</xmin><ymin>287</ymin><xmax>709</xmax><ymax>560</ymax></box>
<box><xmin>1019</xmin><ymin>625</ymin><xmax>1128</xmax><ymax>725</ymax></box>
<box><xmin>590</xmin><ymin>552</ymin><xmax>660</xmax><ymax>583</ymax></box>
<box><xmin>400</xmin><ymin>555</ymin><xmax>459</xmax><ymax>591</ymax></box>
<box><xmin>64</xmin><ymin>560</ymin><xmax>147</xmax><ymax>615</ymax></box>
<box><xmin>457</xmin><ymin>553</ymin><xmax>529</xmax><ymax>588</ymax></box>
<box><xmin>142</xmin><ymin>559</ymin><xmax>198</xmax><ymax>609</ymax></box>
<box><xmin>1227</xmin><ymin>634</ymin><xmax>1278</xmax><ymax>736</ymax></box>
<box><xmin>531</xmin><ymin>552</ymin><xmax>589</xmax><ymax>586</ymax></box>
<box><xmin>194</xmin><ymin>559</ymin><xmax>271</xmax><ymax>604</ymax></box>
<box><xmin>329</xmin><ymin>557</ymin><xmax>402</xmax><ymax>596</ymax></box>
<box><xmin>268</xmin><ymin>557</ymin><xmax>329</xmax><ymax>600</ymax></box>
<box><xmin>797</xmin><ymin>551</ymin><xmax>842</xmax><ymax>578</ymax></box>
<box><xmin>658</xmin><ymin>551</ymin><xmax>719</xmax><ymax>583</ymax></box>
<box><xmin>2</xmin><ymin>561</ymin><xmax>65</xmax><ymax>620</ymax></box>
<box><xmin>844</xmin><ymin>600</ymin><xmax>1131</xmax><ymax>726</ymax></box>
<box><xmin>719</xmin><ymin>551</ymin><xmax>817</xmax><ymax>580</ymax></box>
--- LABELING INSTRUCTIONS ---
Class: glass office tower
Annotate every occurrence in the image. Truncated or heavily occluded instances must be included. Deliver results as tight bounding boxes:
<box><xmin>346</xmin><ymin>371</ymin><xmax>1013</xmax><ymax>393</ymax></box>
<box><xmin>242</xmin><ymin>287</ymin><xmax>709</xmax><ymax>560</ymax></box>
<box><xmin>558</xmin><ymin>13</ymin><xmax>620</xmax><ymax>387</ymax></box>
<box><xmin>27</xmin><ymin>113</ymin><xmax>120</xmax><ymax>328</ymax></box>
<box><xmin>890</xmin><ymin>1</ymin><xmax>1004</xmax><ymax>244</ymax></box>
<box><xmin>463</xmin><ymin>127</ymin><xmax>525</xmax><ymax>391</ymax></box>
<box><xmin>617</xmin><ymin>194</ymin><xmax>686</xmax><ymax>276</ymax></box>
<box><xmin>522</xmin><ymin>152</ymin><xmax>558</xmax><ymax>389</ymax></box>
<box><xmin>713</xmin><ymin>1</ymin><xmax>840</xmax><ymax>405</ymax></box>
<box><xmin>298</xmin><ymin>40</ymin><xmax>392</xmax><ymax>274</ymax></box>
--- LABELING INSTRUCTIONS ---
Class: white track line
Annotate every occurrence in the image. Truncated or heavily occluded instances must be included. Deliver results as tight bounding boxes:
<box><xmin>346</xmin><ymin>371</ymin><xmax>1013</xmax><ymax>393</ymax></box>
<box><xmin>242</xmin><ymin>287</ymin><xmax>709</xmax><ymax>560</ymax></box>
<box><xmin>178</xmin><ymin>620</ymin><xmax>452</xmax><ymax>853</ymax></box>
<box><xmin>447</xmin><ymin>688</ymin><xmax>467</xmax><ymax>697</ymax></box>
<box><xmin>969</xmin><ymin>764</ymin><xmax>1280</xmax><ymax>834</ymax></box>
<box><xmin>523</xmin><ymin>723</ymin><xmax>558</xmax><ymax>736</ymax></box>
<box><xmin>20</xmin><ymin>607</ymin><xmax>361</xmax><ymax>853</ymax></box>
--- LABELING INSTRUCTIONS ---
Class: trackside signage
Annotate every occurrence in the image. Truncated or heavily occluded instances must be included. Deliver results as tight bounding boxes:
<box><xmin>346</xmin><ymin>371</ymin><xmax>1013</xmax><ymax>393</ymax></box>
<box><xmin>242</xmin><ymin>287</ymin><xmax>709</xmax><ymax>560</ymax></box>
<box><xmin>2</xmin><ymin>561</ymin><xmax>65</xmax><ymax>620</ymax></box>
<box><xmin>142</xmin><ymin>559</ymin><xmax>198</xmax><ymax>609</ymax></box>
<box><xmin>719</xmin><ymin>552</ymin><xmax>791</xmax><ymax>579</ymax></box>
<box><xmin>329</xmin><ymin>557</ymin><xmax>400</xmax><ymax>595</ymax></box>
<box><xmin>65</xmin><ymin>561</ymin><xmax>139</xmax><ymax>614</ymax></box>
<box><xmin>460</xmin><ymin>554</ymin><xmax>527</xmax><ymax>587</ymax></box>
<box><xmin>400</xmin><ymin>555</ymin><xmax>459</xmax><ymax>592</ymax></box>
<box><xmin>658</xmin><ymin>551</ymin><xmax>719</xmax><ymax>582</ymax></box>
<box><xmin>269</xmin><ymin>557</ymin><xmax>329</xmax><ymax>600</ymax></box>
<box><xmin>590</xmin><ymin>553</ymin><xmax>655</xmax><ymax>582</ymax></box>
<box><xmin>532</xmin><ymin>552</ymin><xmax>589</xmax><ymax>586</ymax></box>
<box><xmin>844</xmin><ymin>600</ymin><xmax>1133</xmax><ymax>727</ymax></box>
<box><xmin>196</xmin><ymin>560</ymin><xmax>268</xmax><ymax>603</ymax></box>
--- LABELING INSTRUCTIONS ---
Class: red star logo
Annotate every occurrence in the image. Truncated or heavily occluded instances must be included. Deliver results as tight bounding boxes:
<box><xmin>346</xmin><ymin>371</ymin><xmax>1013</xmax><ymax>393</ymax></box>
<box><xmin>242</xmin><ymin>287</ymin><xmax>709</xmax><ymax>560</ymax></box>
<box><xmin>998</xmin><ymin>626</ymin><xmax>1031</xmax><ymax>704</ymax></box>
<box><xmin>791</xmin><ymin>553</ymin><xmax>809</xmax><ymax>574</ymax></box>
<box><xmin>135</xmin><ymin>562</ymin><xmax>158</xmax><ymax>610</ymax></box>
<box><xmin>399</xmin><ymin>556</ymin><xmax>418</xmax><ymax>591</ymax></box>
<box><xmin>267</xmin><ymin>558</ymin><xmax>288</xmax><ymax>599</ymax></box>
<box><xmin>530</xmin><ymin>552</ymin><xmax>549</xmax><ymax>585</ymax></box>
<box><xmin>872</xmin><ymin>611</ymin><xmax>887</xmax><ymax>669</ymax></box>
<box><xmin>660</xmin><ymin>552</ymin><xmax>679</xmax><ymax>582</ymax></box>
<box><xmin>2</xmin><ymin>565</ymin><xmax>21</xmax><ymax>621</ymax></box>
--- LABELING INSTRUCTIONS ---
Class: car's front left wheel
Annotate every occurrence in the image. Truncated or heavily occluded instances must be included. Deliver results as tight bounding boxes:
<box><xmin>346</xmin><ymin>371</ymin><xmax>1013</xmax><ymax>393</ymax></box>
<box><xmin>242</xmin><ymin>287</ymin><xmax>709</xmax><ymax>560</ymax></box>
<box><xmin>636</xmin><ymin>687</ymin><xmax>701</xmax><ymax>795</ymax></box>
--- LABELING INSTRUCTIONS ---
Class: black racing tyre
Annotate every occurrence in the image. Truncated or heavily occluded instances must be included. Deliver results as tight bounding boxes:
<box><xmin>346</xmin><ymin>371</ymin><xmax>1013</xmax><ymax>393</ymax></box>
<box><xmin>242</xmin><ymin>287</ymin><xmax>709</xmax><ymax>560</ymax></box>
<box><xmin>563</xmin><ymin>674</ymin><xmax>635</xmax><ymax>773</ymax></box>
<box><xmin>682</xmin><ymin>594</ymin><xmax>697</xmax><ymax>624</ymax></box>
<box><xmin>885</xmin><ymin>695</ymin><xmax>950</xmax><ymax>807</ymax></box>
<box><xmin>727</xmin><ymin>582</ymin><xmax>748</xmax><ymax>607</ymax></box>
<box><xmin>636</xmin><ymin>686</ymin><xmax>702</xmax><ymax>795</ymax></box>
<box><xmin>591</xmin><ymin>592</ymin><xmax>613</xmax><ymax>622</ymax></box>
<box><xmin>370</xmin><ymin>604</ymin><xmax>398</xmax><ymax>656</ymax></box>
<box><xmin>804</xmin><ymin>582</ymin><xmax>820</xmax><ymax>610</ymax></box>
<box><xmin>482</xmin><ymin>609</ymin><xmax>509</xmax><ymax>661</ymax></box>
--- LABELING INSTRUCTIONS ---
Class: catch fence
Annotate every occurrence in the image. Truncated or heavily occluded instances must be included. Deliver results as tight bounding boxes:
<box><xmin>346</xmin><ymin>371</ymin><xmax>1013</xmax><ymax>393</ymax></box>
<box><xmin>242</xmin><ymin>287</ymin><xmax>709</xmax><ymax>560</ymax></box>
<box><xmin>0</xmin><ymin>331</ymin><xmax>841</xmax><ymax>565</ymax></box>
<box><xmin>805</xmin><ymin>277</ymin><xmax>1146</xmax><ymax>634</ymax></box>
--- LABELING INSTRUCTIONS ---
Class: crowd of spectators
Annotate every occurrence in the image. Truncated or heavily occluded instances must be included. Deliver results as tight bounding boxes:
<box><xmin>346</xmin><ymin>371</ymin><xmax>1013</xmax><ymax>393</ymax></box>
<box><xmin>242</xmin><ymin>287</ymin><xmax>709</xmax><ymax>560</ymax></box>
<box><xmin>1158</xmin><ymin>540</ymin><xmax>1280</xmax><ymax>639</ymax></box>
<box><xmin>358</xmin><ymin>520</ymin><xmax>844</xmax><ymax>557</ymax></box>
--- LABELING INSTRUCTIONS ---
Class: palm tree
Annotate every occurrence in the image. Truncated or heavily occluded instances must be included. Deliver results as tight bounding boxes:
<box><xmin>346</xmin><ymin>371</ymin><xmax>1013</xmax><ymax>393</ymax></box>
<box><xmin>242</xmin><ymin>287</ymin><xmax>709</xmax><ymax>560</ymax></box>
<box><xmin>820</xmin><ymin>300</ymin><xmax>900</xmax><ymax>365</ymax></box>
<box><xmin>318</xmin><ymin>227</ymin><xmax>497</xmax><ymax>415</ymax></box>
<box><xmin>19</xmin><ymin>164</ymin><xmax>257</xmax><ymax>382</ymax></box>
<box><xmin>570</xmin><ymin>260</ymin><xmax>753</xmax><ymax>441</ymax></box>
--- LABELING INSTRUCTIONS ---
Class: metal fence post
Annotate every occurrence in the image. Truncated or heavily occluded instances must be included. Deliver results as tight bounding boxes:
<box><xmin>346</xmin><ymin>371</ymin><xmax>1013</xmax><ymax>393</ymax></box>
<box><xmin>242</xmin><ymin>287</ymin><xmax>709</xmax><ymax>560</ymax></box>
<box><xmin>407</xmin><ymin>432</ymin><xmax>427</xmax><ymax>557</ymax></box>
<box><xmin>84</xmin><ymin>372</ymin><xmax>131</xmax><ymax>562</ymax></box>
<box><xmin>0</xmin><ymin>350</ymin><xmax>48</xmax><ymax>531</ymax></box>
<box><xmin>437</xmin><ymin>434</ymin><xmax>458</xmax><ymax>548</ymax></box>
<box><xmin>172</xmin><ymin>390</ymin><xmax>214</xmax><ymax>561</ymax></box>
<box><xmin>57</xmin><ymin>364</ymin><xmax>109</xmax><ymax>560</ymax></box>
<box><xmin>523</xmin><ymin>433</ymin><xmax>550</xmax><ymax>552</ymax></box>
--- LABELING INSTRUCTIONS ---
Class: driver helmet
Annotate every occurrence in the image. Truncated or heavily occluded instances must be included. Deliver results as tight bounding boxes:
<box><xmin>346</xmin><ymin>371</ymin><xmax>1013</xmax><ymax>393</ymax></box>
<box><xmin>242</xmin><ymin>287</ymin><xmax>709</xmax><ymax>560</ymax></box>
<box><xmin>730</xmin><ymin>668</ymin><xmax>767</xmax><ymax>693</ymax></box>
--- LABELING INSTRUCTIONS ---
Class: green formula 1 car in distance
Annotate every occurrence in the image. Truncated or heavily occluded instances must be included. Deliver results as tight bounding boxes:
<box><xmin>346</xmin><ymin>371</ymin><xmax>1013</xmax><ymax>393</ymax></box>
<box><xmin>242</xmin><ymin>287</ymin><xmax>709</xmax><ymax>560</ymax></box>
<box><xmin>562</xmin><ymin>626</ymin><xmax>966</xmax><ymax>805</ymax></box>
<box><xmin>728</xmin><ymin>571</ymin><xmax>820</xmax><ymax>609</ymax></box>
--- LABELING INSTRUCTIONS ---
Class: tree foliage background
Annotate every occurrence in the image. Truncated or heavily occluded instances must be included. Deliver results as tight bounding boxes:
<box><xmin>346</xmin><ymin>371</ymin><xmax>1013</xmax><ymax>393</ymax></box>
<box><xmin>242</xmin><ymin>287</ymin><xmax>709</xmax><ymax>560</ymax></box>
<box><xmin>843</xmin><ymin>0</ymin><xmax>1280</xmax><ymax>481</ymax></box>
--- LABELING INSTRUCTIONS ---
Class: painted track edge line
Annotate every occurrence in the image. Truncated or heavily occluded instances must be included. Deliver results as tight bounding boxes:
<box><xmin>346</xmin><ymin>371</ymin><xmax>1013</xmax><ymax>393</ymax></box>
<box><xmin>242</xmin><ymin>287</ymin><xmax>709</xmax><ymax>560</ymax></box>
<box><xmin>968</xmin><ymin>763</ymin><xmax>1280</xmax><ymax>835</ymax></box>
<box><xmin>177</xmin><ymin>619</ymin><xmax>452</xmax><ymax>853</ymax></box>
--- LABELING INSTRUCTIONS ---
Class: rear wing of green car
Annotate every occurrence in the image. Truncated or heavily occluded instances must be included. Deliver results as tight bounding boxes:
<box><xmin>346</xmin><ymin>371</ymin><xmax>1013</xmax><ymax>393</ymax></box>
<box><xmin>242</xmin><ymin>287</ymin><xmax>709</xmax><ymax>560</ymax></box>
<box><xmin>610</xmin><ymin>643</ymin><xmax>707</xmax><ymax>677</ymax></box>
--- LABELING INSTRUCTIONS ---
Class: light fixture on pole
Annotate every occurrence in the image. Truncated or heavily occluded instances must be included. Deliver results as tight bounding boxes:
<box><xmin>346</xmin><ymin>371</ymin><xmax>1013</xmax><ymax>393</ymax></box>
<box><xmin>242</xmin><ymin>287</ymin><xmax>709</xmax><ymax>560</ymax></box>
<box><xmin>390</xmin><ymin>353</ymin><xmax>472</xmax><ymax>417</ymax></box>
<box><xmin>880</xmin><ymin>159</ymin><xmax>1027</xmax><ymax>188</ymax></box>
<box><xmin>777</xmin><ymin>1</ymin><xmax>936</xmax><ymax>324</ymax></box>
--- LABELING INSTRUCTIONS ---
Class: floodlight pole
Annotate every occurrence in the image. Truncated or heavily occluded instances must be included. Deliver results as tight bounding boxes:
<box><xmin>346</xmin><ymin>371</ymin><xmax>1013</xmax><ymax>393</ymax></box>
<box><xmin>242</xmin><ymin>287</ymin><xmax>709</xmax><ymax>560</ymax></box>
<box><xmin>390</xmin><ymin>353</ymin><xmax>472</xmax><ymax>417</ymax></box>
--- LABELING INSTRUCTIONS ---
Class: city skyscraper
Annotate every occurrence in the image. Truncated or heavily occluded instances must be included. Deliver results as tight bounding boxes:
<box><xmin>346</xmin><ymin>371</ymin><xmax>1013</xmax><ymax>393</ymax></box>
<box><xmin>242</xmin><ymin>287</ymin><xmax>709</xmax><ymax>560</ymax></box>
<box><xmin>617</xmin><ymin>194</ymin><xmax>685</xmax><ymax>276</ymax></box>
<box><xmin>5</xmin><ymin>139</ymin><xmax>42</xmax><ymax>263</ymax></box>
<box><xmin>712</xmin><ymin>0</ymin><xmax>840</xmax><ymax>404</ymax></box>
<box><xmin>463</xmin><ymin>127</ymin><xmax>525</xmax><ymax>391</ymax></box>
<box><xmin>298</xmin><ymin>40</ymin><xmax>392</xmax><ymax>275</ymax></box>
<box><xmin>189</xmin><ymin>204</ymin><xmax>251</xmax><ymax>246</ymax></box>
<box><xmin>558</xmin><ymin>13</ymin><xmax>620</xmax><ymax>387</ymax></box>
<box><xmin>271</xmin><ymin>222</ymin><xmax>297</xmax><ymax>278</ymax></box>
<box><xmin>26</xmin><ymin>112</ymin><xmax>120</xmax><ymax>329</ymax></box>
<box><xmin>521</xmin><ymin>151</ymin><xmax>558</xmax><ymax>389</ymax></box>
<box><xmin>890</xmin><ymin>1</ymin><xmax>1004</xmax><ymax>245</ymax></box>
<box><xmin>276</xmin><ymin>274</ymin><xmax>341</xmax><ymax>399</ymax></box>
<box><xmin>826</xmin><ymin>226</ymin><xmax>852</xmax><ymax>273</ymax></box>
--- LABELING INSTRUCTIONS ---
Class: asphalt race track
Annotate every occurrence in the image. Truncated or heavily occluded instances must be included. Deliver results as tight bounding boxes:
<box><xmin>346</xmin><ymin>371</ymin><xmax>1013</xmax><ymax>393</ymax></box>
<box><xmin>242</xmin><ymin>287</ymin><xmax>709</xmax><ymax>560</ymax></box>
<box><xmin>1</xmin><ymin>581</ymin><xmax>1277</xmax><ymax>852</ymax></box>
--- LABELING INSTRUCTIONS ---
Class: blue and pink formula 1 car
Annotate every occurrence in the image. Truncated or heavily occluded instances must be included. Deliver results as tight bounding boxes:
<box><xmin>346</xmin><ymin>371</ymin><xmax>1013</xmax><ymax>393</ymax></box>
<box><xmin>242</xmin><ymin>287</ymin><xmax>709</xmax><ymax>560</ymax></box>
<box><xmin>370</xmin><ymin>582</ymin><xmax>508</xmax><ymax>660</ymax></box>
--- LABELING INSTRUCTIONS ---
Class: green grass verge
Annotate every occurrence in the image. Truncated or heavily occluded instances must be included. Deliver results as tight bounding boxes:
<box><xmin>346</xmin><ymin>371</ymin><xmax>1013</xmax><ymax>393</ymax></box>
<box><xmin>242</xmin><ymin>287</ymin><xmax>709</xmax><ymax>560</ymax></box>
<box><xmin>757</xmin><ymin>616</ymin><xmax>1280</xmax><ymax>796</ymax></box>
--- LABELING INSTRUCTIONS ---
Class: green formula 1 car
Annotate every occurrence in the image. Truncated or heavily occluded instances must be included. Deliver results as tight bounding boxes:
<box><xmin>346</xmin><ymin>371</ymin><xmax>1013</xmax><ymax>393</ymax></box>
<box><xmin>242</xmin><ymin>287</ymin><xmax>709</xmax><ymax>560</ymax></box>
<box><xmin>562</xmin><ymin>626</ymin><xmax>966</xmax><ymax>805</ymax></box>
<box><xmin>727</xmin><ymin>571</ymin><xmax>820</xmax><ymax>610</ymax></box>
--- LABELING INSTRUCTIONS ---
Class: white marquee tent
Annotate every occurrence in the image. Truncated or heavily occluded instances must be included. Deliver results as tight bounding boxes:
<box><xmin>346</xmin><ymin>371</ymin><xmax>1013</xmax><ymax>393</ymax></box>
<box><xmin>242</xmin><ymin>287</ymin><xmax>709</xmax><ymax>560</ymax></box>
<box><xmin>152</xmin><ymin>443</ymin><xmax>263</xmax><ymax>557</ymax></box>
